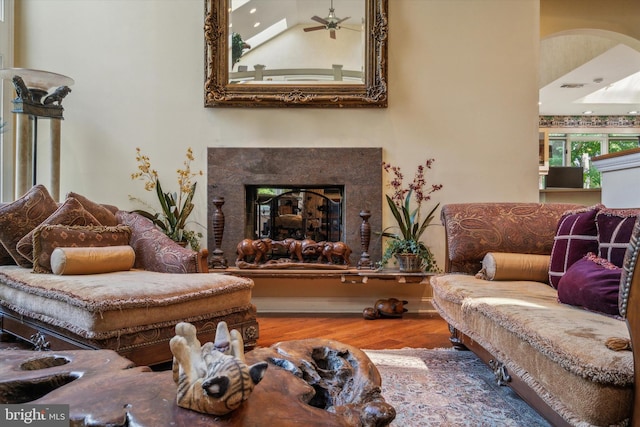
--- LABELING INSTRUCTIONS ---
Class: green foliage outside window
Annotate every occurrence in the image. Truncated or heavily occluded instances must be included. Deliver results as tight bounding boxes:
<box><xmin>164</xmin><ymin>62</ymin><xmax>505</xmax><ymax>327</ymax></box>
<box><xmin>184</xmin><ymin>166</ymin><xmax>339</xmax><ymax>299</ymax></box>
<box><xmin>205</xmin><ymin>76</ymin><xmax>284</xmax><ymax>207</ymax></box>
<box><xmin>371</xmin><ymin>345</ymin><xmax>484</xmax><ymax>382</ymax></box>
<box><xmin>548</xmin><ymin>134</ymin><xmax>640</xmax><ymax>189</ymax></box>
<box><xmin>570</xmin><ymin>140</ymin><xmax>601</xmax><ymax>188</ymax></box>
<box><xmin>609</xmin><ymin>138</ymin><xmax>638</xmax><ymax>153</ymax></box>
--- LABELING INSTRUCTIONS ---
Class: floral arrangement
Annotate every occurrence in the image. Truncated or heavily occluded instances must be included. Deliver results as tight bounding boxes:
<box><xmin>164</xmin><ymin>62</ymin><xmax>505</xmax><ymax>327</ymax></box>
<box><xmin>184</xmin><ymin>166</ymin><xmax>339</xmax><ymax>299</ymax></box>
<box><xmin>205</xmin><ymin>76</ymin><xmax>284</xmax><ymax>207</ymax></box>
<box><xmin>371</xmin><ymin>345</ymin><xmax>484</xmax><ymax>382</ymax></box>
<box><xmin>131</xmin><ymin>147</ymin><xmax>204</xmax><ymax>251</ymax></box>
<box><xmin>378</xmin><ymin>158</ymin><xmax>443</xmax><ymax>271</ymax></box>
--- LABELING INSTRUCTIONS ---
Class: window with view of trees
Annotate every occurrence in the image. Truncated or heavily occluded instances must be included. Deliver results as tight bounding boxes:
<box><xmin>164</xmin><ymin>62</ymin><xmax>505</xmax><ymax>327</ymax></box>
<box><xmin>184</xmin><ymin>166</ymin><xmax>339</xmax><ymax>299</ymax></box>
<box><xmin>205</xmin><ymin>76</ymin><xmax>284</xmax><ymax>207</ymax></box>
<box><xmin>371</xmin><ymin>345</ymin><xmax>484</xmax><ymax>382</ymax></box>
<box><xmin>548</xmin><ymin>133</ymin><xmax>640</xmax><ymax>188</ymax></box>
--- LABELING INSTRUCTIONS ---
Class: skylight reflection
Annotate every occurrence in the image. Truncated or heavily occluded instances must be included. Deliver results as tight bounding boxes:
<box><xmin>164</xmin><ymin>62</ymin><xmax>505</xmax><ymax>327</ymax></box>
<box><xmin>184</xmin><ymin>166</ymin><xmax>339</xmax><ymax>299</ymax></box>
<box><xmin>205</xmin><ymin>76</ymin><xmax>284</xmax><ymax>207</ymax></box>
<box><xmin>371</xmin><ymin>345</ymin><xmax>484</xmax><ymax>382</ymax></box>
<box><xmin>231</xmin><ymin>0</ymin><xmax>250</xmax><ymax>12</ymax></box>
<box><xmin>246</xmin><ymin>18</ymin><xmax>288</xmax><ymax>49</ymax></box>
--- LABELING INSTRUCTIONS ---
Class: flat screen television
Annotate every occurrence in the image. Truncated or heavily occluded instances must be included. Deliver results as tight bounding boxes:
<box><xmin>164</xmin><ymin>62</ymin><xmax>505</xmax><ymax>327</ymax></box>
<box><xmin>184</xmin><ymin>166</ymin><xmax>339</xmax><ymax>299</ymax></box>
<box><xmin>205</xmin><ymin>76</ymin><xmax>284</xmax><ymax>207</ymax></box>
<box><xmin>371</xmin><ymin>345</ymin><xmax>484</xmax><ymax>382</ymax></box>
<box><xmin>545</xmin><ymin>166</ymin><xmax>584</xmax><ymax>188</ymax></box>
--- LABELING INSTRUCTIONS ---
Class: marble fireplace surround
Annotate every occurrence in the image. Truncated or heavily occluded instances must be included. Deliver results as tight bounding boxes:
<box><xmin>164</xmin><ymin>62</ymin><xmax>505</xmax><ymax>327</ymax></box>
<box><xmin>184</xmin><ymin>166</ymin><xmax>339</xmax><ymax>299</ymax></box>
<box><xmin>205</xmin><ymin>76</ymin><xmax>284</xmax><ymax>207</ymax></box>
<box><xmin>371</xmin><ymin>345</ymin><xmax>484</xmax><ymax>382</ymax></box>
<box><xmin>207</xmin><ymin>147</ymin><xmax>383</xmax><ymax>266</ymax></box>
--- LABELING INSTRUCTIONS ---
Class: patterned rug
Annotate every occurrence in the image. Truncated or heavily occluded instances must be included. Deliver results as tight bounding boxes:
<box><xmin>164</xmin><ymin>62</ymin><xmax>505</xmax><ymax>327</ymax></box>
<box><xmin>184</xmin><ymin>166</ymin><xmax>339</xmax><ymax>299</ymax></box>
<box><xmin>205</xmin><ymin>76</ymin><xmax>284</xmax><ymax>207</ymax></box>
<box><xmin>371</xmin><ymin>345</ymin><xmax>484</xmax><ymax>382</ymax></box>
<box><xmin>364</xmin><ymin>348</ymin><xmax>552</xmax><ymax>427</ymax></box>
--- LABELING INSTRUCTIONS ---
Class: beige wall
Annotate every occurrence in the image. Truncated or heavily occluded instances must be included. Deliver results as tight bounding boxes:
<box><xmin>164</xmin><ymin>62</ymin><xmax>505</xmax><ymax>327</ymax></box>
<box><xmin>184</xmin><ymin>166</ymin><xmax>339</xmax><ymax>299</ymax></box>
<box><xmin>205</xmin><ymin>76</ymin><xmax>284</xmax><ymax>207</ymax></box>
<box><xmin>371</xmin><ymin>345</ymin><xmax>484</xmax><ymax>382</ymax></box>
<box><xmin>541</xmin><ymin>0</ymin><xmax>640</xmax><ymax>40</ymax></box>
<box><xmin>14</xmin><ymin>0</ymin><xmax>540</xmax><ymax>312</ymax></box>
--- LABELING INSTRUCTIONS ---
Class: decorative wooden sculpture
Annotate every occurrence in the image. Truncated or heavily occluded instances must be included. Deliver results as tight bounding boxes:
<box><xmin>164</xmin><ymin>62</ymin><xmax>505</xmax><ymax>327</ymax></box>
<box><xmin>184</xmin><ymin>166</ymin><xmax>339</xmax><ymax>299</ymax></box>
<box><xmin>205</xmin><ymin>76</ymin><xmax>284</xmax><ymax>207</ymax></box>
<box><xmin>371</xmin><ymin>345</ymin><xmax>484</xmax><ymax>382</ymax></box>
<box><xmin>209</xmin><ymin>196</ymin><xmax>228</xmax><ymax>268</ymax></box>
<box><xmin>235</xmin><ymin>238</ymin><xmax>353</xmax><ymax>269</ymax></box>
<box><xmin>235</xmin><ymin>238</ymin><xmax>274</xmax><ymax>264</ymax></box>
<box><xmin>317</xmin><ymin>241</ymin><xmax>352</xmax><ymax>265</ymax></box>
<box><xmin>362</xmin><ymin>298</ymin><xmax>408</xmax><ymax>320</ymax></box>
<box><xmin>170</xmin><ymin>321</ymin><xmax>268</xmax><ymax>415</ymax></box>
<box><xmin>358</xmin><ymin>209</ymin><xmax>373</xmax><ymax>269</ymax></box>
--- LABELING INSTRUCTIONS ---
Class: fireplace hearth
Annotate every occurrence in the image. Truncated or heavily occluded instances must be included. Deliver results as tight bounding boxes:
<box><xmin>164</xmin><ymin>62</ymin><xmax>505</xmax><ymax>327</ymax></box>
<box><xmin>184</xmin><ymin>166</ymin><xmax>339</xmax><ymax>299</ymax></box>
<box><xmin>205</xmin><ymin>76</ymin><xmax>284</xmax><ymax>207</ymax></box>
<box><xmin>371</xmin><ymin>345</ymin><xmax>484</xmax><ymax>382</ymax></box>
<box><xmin>207</xmin><ymin>148</ymin><xmax>383</xmax><ymax>267</ymax></box>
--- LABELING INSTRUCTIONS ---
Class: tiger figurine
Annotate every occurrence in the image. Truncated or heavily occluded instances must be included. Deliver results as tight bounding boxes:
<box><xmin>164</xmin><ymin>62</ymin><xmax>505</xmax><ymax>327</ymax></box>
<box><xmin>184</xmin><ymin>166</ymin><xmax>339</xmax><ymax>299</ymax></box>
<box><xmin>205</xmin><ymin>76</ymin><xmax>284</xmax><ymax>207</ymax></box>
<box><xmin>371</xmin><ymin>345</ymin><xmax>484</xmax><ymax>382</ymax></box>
<box><xmin>170</xmin><ymin>321</ymin><xmax>268</xmax><ymax>415</ymax></box>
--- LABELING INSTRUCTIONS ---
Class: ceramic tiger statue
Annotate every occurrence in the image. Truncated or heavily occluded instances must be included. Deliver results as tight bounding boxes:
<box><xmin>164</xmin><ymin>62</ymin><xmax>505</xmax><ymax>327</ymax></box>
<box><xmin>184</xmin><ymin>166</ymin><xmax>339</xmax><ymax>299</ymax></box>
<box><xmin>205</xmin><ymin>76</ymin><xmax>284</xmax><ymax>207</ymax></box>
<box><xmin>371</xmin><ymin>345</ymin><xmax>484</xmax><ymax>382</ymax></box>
<box><xmin>170</xmin><ymin>321</ymin><xmax>268</xmax><ymax>415</ymax></box>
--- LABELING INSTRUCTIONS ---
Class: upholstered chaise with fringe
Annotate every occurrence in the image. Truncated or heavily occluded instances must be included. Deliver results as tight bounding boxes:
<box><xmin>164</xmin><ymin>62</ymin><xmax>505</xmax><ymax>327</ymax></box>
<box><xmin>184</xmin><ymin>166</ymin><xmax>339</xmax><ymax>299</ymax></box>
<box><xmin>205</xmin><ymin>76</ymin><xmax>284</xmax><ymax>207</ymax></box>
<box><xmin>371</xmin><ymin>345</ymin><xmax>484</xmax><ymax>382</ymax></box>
<box><xmin>431</xmin><ymin>203</ymin><xmax>638</xmax><ymax>427</ymax></box>
<box><xmin>0</xmin><ymin>185</ymin><xmax>258</xmax><ymax>367</ymax></box>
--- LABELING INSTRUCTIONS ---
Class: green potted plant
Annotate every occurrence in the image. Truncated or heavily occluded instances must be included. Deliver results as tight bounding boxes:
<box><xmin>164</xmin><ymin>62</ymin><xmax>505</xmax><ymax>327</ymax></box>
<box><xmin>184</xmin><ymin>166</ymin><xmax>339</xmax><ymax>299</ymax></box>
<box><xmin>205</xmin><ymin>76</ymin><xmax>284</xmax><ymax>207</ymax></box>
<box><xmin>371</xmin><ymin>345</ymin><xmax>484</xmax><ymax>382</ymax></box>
<box><xmin>130</xmin><ymin>147</ymin><xmax>204</xmax><ymax>251</ymax></box>
<box><xmin>231</xmin><ymin>33</ymin><xmax>251</xmax><ymax>69</ymax></box>
<box><xmin>378</xmin><ymin>159</ymin><xmax>443</xmax><ymax>272</ymax></box>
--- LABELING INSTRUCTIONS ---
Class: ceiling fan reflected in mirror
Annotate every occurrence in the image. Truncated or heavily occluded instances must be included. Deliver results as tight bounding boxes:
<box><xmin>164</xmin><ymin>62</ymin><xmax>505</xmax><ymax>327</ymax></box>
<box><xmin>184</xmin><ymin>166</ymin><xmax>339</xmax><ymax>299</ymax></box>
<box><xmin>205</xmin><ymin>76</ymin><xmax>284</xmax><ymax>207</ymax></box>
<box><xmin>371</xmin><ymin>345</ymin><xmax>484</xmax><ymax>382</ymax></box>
<box><xmin>303</xmin><ymin>0</ymin><xmax>353</xmax><ymax>39</ymax></box>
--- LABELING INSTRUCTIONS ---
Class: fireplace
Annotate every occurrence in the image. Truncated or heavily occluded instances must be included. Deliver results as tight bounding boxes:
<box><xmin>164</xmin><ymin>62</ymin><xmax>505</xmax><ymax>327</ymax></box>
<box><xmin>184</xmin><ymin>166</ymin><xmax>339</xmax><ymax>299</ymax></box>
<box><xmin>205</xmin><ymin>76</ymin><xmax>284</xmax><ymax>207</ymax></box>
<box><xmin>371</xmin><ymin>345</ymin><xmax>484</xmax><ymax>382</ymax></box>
<box><xmin>207</xmin><ymin>148</ymin><xmax>382</xmax><ymax>266</ymax></box>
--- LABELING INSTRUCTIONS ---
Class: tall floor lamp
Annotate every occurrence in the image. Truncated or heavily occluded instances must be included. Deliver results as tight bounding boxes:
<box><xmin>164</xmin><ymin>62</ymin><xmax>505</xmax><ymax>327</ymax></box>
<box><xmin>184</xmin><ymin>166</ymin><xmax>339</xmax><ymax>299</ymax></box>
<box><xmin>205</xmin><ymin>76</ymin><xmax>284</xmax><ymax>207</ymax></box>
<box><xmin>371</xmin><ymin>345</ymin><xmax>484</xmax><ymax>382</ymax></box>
<box><xmin>0</xmin><ymin>68</ymin><xmax>73</xmax><ymax>201</ymax></box>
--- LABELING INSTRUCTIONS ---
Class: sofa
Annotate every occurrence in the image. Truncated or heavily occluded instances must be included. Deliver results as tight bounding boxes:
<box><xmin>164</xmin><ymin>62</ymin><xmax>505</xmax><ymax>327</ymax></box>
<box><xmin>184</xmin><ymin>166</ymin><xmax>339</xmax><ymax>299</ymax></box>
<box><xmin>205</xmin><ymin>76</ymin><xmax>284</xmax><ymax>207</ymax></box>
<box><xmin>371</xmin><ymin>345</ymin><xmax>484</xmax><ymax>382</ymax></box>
<box><xmin>431</xmin><ymin>203</ymin><xmax>639</xmax><ymax>427</ymax></box>
<box><xmin>0</xmin><ymin>185</ymin><xmax>258</xmax><ymax>367</ymax></box>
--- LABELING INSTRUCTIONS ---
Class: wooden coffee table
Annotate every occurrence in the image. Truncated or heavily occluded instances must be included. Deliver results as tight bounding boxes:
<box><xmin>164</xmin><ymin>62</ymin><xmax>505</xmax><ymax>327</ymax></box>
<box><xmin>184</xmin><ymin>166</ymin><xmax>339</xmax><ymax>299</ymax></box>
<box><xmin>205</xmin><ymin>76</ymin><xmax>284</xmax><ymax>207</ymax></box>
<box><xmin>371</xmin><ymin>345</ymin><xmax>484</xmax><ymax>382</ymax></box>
<box><xmin>0</xmin><ymin>339</ymin><xmax>395</xmax><ymax>427</ymax></box>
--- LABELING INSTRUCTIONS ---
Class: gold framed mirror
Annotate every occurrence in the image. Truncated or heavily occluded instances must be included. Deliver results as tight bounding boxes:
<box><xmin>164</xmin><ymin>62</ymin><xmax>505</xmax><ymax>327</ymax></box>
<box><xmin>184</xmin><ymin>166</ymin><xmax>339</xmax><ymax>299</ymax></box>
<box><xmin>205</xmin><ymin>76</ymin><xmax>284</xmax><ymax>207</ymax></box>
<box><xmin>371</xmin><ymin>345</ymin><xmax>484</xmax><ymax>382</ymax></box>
<box><xmin>204</xmin><ymin>0</ymin><xmax>388</xmax><ymax>108</ymax></box>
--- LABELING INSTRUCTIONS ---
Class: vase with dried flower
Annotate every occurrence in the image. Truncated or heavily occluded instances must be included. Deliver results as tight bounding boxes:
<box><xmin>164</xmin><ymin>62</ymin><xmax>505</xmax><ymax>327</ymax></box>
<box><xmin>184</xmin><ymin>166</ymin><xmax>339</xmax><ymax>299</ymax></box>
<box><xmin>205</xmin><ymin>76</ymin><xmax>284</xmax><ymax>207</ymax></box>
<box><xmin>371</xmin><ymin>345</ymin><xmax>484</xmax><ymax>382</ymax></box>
<box><xmin>378</xmin><ymin>158</ymin><xmax>443</xmax><ymax>272</ymax></box>
<box><xmin>130</xmin><ymin>147</ymin><xmax>204</xmax><ymax>251</ymax></box>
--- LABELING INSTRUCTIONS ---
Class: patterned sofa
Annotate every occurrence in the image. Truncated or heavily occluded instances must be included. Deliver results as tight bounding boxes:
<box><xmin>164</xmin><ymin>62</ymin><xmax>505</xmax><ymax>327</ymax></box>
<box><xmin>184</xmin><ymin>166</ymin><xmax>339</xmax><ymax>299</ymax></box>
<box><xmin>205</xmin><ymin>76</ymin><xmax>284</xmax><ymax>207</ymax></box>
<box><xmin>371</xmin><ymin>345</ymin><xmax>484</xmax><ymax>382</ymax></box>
<box><xmin>431</xmin><ymin>203</ymin><xmax>639</xmax><ymax>427</ymax></box>
<box><xmin>0</xmin><ymin>185</ymin><xmax>258</xmax><ymax>367</ymax></box>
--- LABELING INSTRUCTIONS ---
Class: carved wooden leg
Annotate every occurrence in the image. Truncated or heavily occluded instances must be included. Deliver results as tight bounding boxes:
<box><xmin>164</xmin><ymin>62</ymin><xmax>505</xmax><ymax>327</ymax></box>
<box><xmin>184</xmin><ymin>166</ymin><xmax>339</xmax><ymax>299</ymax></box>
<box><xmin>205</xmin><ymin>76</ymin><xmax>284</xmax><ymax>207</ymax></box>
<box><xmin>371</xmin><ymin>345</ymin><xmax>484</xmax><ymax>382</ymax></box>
<box><xmin>448</xmin><ymin>324</ymin><xmax>468</xmax><ymax>350</ymax></box>
<box><xmin>489</xmin><ymin>359</ymin><xmax>512</xmax><ymax>386</ymax></box>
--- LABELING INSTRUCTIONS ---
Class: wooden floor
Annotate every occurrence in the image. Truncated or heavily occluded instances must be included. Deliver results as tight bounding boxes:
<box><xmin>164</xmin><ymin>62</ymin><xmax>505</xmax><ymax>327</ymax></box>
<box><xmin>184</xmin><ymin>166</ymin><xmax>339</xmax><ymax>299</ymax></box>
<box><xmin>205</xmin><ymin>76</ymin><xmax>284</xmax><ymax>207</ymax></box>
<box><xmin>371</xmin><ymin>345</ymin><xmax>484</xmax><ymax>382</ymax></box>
<box><xmin>256</xmin><ymin>313</ymin><xmax>452</xmax><ymax>350</ymax></box>
<box><xmin>1</xmin><ymin>314</ymin><xmax>453</xmax><ymax>352</ymax></box>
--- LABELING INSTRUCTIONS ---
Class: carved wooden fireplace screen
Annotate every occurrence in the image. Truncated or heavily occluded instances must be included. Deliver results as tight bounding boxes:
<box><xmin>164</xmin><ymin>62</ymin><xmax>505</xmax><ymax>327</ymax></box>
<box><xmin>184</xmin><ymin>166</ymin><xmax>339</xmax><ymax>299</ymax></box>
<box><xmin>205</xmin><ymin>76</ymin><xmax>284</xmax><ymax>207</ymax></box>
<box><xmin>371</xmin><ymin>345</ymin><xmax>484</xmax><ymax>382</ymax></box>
<box><xmin>207</xmin><ymin>148</ymin><xmax>382</xmax><ymax>268</ymax></box>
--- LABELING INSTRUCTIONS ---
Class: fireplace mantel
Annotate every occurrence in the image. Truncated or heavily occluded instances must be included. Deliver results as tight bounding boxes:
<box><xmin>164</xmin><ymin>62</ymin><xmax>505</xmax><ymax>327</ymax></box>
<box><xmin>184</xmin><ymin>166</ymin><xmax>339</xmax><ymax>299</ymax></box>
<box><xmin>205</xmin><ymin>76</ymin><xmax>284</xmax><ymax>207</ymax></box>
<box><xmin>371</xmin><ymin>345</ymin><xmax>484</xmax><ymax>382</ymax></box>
<box><xmin>207</xmin><ymin>148</ymin><xmax>383</xmax><ymax>267</ymax></box>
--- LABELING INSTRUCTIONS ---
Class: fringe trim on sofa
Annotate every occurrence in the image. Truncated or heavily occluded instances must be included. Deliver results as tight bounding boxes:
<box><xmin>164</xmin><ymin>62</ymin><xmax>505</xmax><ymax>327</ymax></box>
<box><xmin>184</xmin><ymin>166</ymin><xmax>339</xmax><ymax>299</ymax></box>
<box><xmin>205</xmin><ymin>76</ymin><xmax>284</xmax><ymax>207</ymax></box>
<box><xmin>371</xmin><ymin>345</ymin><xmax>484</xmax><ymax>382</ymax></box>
<box><xmin>432</xmin><ymin>299</ymin><xmax>630</xmax><ymax>427</ymax></box>
<box><xmin>0</xmin><ymin>267</ymin><xmax>253</xmax><ymax>311</ymax></box>
<box><xmin>2</xmin><ymin>301</ymin><xmax>256</xmax><ymax>340</ymax></box>
<box><xmin>462</xmin><ymin>299</ymin><xmax>633</xmax><ymax>386</ymax></box>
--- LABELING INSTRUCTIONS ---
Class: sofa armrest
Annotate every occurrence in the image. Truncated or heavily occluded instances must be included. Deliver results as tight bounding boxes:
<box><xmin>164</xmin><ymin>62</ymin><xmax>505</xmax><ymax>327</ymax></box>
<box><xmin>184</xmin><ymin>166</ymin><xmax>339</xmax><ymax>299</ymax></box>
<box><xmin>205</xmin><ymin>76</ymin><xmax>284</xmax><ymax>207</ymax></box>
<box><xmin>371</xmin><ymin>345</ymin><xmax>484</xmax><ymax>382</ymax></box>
<box><xmin>116</xmin><ymin>210</ymin><xmax>206</xmax><ymax>274</ymax></box>
<box><xmin>197</xmin><ymin>248</ymin><xmax>209</xmax><ymax>273</ymax></box>
<box><xmin>616</xmin><ymin>216</ymin><xmax>640</xmax><ymax>425</ymax></box>
<box><xmin>441</xmin><ymin>203</ymin><xmax>582</xmax><ymax>274</ymax></box>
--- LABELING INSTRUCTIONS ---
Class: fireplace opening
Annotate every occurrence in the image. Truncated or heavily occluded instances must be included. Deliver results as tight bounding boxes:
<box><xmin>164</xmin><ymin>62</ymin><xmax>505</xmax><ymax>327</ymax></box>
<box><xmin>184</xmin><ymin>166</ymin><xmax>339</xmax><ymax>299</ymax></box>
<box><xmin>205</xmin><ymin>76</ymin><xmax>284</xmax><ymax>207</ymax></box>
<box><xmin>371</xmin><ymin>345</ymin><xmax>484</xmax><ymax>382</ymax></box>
<box><xmin>247</xmin><ymin>185</ymin><xmax>344</xmax><ymax>260</ymax></box>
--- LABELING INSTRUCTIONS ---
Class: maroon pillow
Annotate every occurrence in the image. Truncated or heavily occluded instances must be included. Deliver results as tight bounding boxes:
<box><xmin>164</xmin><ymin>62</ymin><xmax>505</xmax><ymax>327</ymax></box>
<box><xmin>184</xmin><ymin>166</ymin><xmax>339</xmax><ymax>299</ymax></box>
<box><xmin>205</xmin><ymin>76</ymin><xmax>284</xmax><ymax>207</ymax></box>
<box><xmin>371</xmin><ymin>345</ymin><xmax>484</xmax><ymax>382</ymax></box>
<box><xmin>557</xmin><ymin>253</ymin><xmax>621</xmax><ymax>316</ymax></box>
<box><xmin>596</xmin><ymin>208</ymin><xmax>640</xmax><ymax>267</ymax></box>
<box><xmin>548</xmin><ymin>205</ymin><xmax>602</xmax><ymax>288</ymax></box>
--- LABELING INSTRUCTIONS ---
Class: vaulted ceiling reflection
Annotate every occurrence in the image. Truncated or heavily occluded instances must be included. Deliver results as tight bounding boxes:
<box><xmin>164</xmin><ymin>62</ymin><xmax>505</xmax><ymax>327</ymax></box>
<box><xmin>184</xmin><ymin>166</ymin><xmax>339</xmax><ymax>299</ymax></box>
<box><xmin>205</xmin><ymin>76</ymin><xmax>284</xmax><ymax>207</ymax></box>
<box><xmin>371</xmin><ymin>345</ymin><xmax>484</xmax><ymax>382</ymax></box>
<box><xmin>229</xmin><ymin>0</ymin><xmax>365</xmax><ymax>84</ymax></box>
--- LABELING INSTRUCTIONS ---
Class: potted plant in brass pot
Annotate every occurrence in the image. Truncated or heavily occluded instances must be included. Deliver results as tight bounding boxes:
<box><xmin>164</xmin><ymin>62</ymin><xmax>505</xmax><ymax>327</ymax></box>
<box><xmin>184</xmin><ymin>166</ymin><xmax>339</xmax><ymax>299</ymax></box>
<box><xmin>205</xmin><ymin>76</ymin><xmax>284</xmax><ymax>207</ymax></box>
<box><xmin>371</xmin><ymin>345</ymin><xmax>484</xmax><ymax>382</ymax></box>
<box><xmin>378</xmin><ymin>158</ymin><xmax>443</xmax><ymax>272</ymax></box>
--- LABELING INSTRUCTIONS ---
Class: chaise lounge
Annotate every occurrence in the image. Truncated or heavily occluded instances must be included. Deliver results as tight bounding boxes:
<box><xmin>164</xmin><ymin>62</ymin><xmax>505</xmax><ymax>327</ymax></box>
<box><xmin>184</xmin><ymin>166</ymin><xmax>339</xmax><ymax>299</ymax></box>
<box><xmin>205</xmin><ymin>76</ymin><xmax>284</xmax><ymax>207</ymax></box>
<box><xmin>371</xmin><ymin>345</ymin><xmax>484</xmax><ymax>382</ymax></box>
<box><xmin>0</xmin><ymin>185</ymin><xmax>258</xmax><ymax>367</ymax></box>
<box><xmin>431</xmin><ymin>202</ymin><xmax>639</xmax><ymax>426</ymax></box>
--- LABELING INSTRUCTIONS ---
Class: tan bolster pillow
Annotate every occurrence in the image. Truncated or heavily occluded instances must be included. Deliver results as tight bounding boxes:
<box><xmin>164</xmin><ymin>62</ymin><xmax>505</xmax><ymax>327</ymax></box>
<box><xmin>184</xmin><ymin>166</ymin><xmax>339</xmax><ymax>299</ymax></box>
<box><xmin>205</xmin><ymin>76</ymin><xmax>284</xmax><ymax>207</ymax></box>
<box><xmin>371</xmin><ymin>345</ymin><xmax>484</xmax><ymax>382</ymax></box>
<box><xmin>50</xmin><ymin>246</ymin><xmax>135</xmax><ymax>275</ymax></box>
<box><xmin>476</xmin><ymin>252</ymin><xmax>550</xmax><ymax>283</ymax></box>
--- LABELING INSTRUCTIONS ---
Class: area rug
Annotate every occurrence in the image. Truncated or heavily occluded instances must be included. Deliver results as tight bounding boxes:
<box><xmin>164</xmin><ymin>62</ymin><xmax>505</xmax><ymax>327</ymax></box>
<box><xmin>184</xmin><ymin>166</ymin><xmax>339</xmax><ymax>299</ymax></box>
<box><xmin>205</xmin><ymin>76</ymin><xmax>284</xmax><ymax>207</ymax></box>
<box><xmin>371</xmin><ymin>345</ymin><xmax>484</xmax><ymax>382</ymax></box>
<box><xmin>364</xmin><ymin>348</ymin><xmax>551</xmax><ymax>427</ymax></box>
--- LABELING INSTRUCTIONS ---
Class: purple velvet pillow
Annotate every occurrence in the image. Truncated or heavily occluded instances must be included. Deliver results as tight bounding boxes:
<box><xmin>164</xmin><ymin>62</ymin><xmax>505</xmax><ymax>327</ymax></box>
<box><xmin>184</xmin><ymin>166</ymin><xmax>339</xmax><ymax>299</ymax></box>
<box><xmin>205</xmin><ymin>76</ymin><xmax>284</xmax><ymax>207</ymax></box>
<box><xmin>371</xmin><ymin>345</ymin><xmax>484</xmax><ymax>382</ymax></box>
<box><xmin>596</xmin><ymin>208</ymin><xmax>640</xmax><ymax>267</ymax></box>
<box><xmin>557</xmin><ymin>253</ymin><xmax>621</xmax><ymax>316</ymax></box>
<box><xmin>549</xmin><ymin>205</ymin><xmax>602</xmax><ymax>288</ymax></box>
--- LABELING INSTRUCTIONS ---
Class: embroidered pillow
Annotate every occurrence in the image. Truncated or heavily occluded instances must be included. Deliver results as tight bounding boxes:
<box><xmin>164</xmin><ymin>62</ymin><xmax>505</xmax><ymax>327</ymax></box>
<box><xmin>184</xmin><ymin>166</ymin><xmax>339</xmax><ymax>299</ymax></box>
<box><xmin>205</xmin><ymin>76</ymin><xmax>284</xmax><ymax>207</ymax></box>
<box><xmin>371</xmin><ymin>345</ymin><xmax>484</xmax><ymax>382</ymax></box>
<box><xmin>0</xmin><ymin>185</ymin><xmax>58</xmax><ymax>267</ymax></box>
<box><xmin>548</xmin><ymin>205</ymin><xmax>602</xmax><ymax>288</ymax></box>
<box><xmin>557</xmin><ymin>253</ymin><xmax>621</xmax><ymax>316</ymax></box>
<box><xmin>116</xmin><ymin>210</ymin><xmax>202</xmax><ymax>273</ymax></box>
<box><xmin>0</xmin><ymin>203</ymin><xmax>15</xmax><ymax>265</ymax></box>
<box><xmin>596</xmin><ymin>208</ymin><xmax>640</xmax><ymax>267</ymax></box>
<box><xmin>16</xmin><ymin>197</ymin><xmax>101</xmax><ymax>266</ymax></box>
<box><xmin>66</xmin><ymin>191</ymin><xmax>118</xmax><ymax>226</ymax></box>
<box><xmin>0</xmin><ymin>243</ymin><xmax>14</xmax><ymax>265</ymax></box>
<box><xmin>32</xmin><ymin>224</ymin><xmax>132</xmax><ymax>273</ymax></box>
